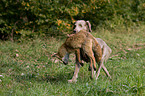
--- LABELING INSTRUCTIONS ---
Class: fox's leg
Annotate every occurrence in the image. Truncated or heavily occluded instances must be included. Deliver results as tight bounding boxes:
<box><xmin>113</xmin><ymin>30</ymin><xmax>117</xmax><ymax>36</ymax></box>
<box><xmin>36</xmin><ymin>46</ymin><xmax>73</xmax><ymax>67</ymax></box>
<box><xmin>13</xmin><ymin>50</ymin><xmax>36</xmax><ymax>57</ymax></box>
<box><xmin>89</xmin><ymin>55</ymin><xmax>96</xmax><ymax>79</ymax></box>
<box><xmin>90</xmin><ymin>57</ymin><xmax>96</xmax><ymax>79</ymax></box>
<box><xmin>87</xmin><ymin>52</ymin><xmax>97</xmax><ymax>71</ymax></box>
<box><xmin>84</xmin><ymin>48</ymin><xmax>96</xmax><ymax>79</ymax></box>
<box><xmin>68</xmin><ymin>55</ymin><xmax>81</xmax><ymax>83</ymax></box>
<box><xmin>75</xmin><ymin>49</ymin><xmax>84</xmax><ymax>66</ymax></box>
<box><xmin>93</xmin><ymin>45</ymin><xmax>102</xmax><ymax>80</ymax></box>
<box><xmin>83</xmin><ymin>46</ymin><xmax>97</xmax><ymax>72</ymax></box>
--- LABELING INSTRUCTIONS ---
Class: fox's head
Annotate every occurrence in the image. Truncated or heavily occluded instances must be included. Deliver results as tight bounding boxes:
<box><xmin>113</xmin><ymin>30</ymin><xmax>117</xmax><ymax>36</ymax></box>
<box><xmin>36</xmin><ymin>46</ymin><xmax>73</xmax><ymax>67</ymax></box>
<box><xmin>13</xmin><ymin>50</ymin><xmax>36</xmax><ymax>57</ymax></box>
<box><xmin>51</xmin><ymin>52</ymin><xmax>69</xmax><ymax>65</ymax></box>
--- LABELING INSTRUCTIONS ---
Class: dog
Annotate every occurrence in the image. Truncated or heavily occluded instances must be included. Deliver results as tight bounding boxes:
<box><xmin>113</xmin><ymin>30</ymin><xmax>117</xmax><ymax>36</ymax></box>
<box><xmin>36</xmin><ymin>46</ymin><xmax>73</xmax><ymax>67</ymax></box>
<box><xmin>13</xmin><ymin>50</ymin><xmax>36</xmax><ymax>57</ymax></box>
<box><xmin>66</xmin><ymin>20</ymin><xmax>112</xmax><ymax>83</ymax></box>
<box><xmin>52</xmin><ymin>20</ymin><xmax>112</xmax><ymax>83</ymax></box>
<box><xmin>52</xmin><ymin>30</ymin><xmax>102</xmax><ymax>81</ymax></box>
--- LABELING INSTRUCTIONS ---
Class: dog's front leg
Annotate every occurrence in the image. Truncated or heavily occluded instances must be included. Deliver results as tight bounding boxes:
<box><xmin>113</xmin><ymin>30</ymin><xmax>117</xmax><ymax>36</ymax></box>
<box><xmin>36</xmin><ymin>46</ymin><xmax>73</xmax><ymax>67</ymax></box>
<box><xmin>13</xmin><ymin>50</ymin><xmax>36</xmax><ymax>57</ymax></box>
<box><xmin>68</xmin><ymin>60</ymin><xmax>80</xmax><ymax>83</ymax></box>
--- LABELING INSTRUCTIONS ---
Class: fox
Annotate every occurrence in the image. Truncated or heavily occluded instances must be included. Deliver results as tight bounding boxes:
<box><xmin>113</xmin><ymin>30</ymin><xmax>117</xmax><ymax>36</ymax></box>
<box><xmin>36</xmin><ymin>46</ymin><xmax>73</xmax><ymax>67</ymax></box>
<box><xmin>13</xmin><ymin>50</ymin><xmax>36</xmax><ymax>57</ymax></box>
<box><xmin>62</xmin><ymin>38</ymin><xmax>112</xmax><ymax>82</ymax></box>
<box><xmin>52</xmin><ymin>30</ymin><xmax>102</xmax><ymax>79</ymax></box>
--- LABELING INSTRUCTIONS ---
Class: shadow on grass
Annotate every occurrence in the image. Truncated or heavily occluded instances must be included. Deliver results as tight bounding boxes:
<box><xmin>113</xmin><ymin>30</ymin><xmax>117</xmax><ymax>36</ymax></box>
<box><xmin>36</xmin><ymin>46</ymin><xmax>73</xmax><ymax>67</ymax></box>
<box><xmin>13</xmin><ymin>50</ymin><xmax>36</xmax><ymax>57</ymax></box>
<box><xmin>14</xmin><ymin>71</ymin><xmax>74</xmax><ymax>84</ymax></box>
<box><xmin>43</xmin><ymin>72</ymin><xmax>73</xmax><ymax>83</ymax></box>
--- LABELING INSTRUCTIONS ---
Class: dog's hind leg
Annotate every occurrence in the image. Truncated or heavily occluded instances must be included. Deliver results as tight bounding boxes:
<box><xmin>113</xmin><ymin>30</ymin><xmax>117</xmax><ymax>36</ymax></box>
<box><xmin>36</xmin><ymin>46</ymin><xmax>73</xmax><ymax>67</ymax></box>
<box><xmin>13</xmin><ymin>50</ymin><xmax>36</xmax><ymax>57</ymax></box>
<box><xmin>95</xmin><ymin>61</ymin><xmax>111</xmax><ymax>80</ymax></box>
<box><xmin>96</xmin><ymin>46</ymin><xmax>112</xmax><ymax>80</ymax></box>
<box><xmin>95</xmin><ymin>46</ymin><xmax>104</xmax><ymax>80</ymax></box>
<box><xmin>102</xmin><ymin>64</ymin><xmax>112</xmax><ymax>79</ymax></box>
<box><xmin>96</xmin><ymin>61</ymin><xmax>103</xmax><ymax>80</ymax></box>
<box><xmin>100</xmin><ymin>45</ymin><xmax>112</xmax><ymax>79</ymax></box>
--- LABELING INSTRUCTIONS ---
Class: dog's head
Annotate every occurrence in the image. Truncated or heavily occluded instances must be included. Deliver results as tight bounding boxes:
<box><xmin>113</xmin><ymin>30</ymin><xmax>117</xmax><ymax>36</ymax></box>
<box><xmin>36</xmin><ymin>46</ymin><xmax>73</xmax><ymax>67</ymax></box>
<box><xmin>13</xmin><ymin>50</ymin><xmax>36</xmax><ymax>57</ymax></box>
<box><xmin>73</xmin><ymin>20</ymin><xmax>92</xmax><ymax>33</ymax></box>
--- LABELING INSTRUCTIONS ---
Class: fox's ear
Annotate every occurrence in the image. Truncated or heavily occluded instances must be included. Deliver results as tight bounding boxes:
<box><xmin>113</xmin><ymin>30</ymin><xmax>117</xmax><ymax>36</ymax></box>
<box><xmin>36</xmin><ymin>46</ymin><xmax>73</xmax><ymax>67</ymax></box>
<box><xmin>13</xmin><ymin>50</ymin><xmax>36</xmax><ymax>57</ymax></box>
<box><xmin>51</xmin><ymin>53</ymin><xmax>57</xmax><ymax>57</ymax></box>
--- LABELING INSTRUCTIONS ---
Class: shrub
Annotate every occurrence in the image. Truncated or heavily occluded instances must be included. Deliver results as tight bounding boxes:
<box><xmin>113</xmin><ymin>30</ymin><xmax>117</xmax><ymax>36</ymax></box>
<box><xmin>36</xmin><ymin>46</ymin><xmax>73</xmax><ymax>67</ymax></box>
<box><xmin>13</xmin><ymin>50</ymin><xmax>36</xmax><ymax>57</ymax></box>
<box><xmin>0</xmin><ymin>0</ymin><xmax>145</xmax><ymax>40</ymax></box>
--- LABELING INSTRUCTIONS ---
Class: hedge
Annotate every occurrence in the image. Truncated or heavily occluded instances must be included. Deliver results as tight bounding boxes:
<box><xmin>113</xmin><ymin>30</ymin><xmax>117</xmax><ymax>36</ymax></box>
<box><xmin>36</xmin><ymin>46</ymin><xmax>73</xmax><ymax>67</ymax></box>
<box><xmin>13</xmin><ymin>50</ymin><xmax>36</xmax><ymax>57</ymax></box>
<box><xmin>0</xmin><ymin>0</ymin><xmax>145</xmax><ymax>40</ymax></box>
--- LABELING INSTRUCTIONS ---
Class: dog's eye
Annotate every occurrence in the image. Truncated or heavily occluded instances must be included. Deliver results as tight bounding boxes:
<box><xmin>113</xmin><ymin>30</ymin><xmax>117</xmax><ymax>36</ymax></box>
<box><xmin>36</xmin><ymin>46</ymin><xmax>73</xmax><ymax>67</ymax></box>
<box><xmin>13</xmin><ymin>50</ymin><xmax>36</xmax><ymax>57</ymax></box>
<box><xmin>79</xmin><ymin>24</ymin><xmax>82</xmax><ymax>27</ymax></box>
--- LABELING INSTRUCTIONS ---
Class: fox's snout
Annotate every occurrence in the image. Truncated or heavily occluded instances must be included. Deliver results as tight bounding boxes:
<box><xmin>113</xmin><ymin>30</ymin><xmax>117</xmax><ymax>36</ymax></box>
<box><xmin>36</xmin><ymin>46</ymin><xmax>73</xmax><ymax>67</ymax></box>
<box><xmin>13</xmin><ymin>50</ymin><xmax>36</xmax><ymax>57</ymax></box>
<box><xmin>51</xmin><ymin>53</ymin><xmax>68</xmax><ymax>65</ymax></box>
<box><xmin>51</xmin><ymin>53</ymin><xmax>57</xmax><ymax>57</ymax></box>
<box><xmin>63</xmin><ymin>61</ymin><xmax>68</xmax><ymax>65</ymax></box>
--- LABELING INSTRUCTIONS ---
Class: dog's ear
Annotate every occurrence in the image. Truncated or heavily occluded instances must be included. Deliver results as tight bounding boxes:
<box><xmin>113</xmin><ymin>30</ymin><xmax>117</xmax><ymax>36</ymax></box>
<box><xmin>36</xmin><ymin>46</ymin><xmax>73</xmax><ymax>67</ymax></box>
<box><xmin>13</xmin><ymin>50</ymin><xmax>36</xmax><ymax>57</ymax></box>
<box><xmin>71</xmin><ymin>21</ymin><xmax>76</xmax><ymax>27</ymax></box>
<box><xmin>86</xmin><ymin>21</ymin><xmax>92</xmax><ymax>32</ymax></box>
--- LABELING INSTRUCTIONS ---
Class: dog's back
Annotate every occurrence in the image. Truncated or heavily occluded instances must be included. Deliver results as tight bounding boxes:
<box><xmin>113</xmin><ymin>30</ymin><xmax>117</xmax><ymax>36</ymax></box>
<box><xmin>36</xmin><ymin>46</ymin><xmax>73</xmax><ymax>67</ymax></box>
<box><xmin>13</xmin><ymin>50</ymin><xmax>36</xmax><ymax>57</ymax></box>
<box><xmin>96</xmin><ymin>38</ymin><xmax>112</xmax><ymax>63</ymax></box>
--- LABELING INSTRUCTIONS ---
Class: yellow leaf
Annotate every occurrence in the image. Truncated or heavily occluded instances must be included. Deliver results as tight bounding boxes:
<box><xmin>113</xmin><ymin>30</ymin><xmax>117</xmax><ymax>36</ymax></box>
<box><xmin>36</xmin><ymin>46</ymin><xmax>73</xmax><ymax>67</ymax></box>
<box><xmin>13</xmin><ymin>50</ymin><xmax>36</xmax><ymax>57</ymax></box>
<box><xmin>15</xmin><ymin>31</ymin><xmax>18</xmax><ymax>34</ymax></box>
<box><xmin>27</xmin><ymin>3</ymin><xmax>29</xmax><ymax>7</ymax></box>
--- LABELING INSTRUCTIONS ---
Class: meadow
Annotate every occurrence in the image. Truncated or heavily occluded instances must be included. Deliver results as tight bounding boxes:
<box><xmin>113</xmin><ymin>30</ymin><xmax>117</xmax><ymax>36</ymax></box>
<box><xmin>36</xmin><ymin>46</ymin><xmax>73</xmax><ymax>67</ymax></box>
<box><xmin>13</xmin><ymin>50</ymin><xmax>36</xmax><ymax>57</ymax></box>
<box><xmin>0</xmin><ymin>25</ymin><xmax>145</xmax><ymax>96</ymax></box>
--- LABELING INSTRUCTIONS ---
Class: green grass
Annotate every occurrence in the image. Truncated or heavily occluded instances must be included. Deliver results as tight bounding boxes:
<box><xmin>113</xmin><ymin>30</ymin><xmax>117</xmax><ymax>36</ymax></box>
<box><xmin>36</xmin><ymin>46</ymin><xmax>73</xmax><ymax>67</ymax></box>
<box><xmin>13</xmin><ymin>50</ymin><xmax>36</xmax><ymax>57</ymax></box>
<box><xmin>0</xmin><ymin>25</ymin><xmax>145</xmax><ymax>96</ymax></box>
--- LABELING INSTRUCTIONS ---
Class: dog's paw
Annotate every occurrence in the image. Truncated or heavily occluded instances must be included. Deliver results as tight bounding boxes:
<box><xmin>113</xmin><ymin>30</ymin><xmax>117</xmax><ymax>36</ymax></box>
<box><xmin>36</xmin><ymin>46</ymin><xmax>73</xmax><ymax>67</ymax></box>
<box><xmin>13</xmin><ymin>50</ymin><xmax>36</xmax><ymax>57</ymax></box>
<box><xmin>68</xmin><ymin>79</ymin><xmax>77</xmax><ymax>83</ymax></box>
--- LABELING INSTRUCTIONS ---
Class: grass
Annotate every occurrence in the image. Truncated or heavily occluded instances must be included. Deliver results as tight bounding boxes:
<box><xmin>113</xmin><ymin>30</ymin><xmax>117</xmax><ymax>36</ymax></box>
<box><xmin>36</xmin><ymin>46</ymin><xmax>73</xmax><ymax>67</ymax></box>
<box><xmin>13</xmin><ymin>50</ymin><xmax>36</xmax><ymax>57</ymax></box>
<box><xmin>0</xmin><ymin>25</ymin><xmax>145</xmax><ymax>96</ymax></box>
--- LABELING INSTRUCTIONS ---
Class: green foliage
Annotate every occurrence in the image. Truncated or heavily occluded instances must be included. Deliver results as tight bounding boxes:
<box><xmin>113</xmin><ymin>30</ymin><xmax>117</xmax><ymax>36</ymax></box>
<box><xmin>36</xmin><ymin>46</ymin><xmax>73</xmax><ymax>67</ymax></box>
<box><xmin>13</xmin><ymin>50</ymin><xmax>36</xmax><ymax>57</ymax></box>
<box><xmin>0</xmin><ymin>0</ymin><xmax>145</xmax><ymax>40</ymax></box>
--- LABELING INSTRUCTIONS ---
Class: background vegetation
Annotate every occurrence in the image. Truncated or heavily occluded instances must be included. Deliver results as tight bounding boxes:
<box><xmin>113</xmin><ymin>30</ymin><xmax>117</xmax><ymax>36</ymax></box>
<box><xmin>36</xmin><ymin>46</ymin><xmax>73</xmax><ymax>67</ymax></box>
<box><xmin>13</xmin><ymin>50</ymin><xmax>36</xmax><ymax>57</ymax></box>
<box><xmin>0</xmin><ymin>0</ymin><xmax>145</xmax><ymax>95</ymax></box>
<box><xmin>0</xmin><ymin>0</ymin><xmax>145</xmax><ymax>40</ymax></box>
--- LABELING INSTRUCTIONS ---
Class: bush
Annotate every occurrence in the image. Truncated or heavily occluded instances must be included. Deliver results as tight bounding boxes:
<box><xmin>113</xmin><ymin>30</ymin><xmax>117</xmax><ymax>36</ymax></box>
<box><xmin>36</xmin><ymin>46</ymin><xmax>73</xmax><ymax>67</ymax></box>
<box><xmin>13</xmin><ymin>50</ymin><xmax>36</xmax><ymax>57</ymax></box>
<box><xmin>0</xmin><ymin>0</ymin><xmax>145</xmax><ymax>40</ymax></box>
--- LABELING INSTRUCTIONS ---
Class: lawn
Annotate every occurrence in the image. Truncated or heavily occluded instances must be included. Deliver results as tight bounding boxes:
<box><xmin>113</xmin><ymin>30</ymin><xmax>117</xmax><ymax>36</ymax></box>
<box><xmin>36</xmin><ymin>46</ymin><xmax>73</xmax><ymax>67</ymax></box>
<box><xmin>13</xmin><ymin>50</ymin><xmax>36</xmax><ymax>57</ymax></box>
<box><xmin>0</xmin><ymin>25</ymin><xmax>145</xmax><ymax>96</ymax></box>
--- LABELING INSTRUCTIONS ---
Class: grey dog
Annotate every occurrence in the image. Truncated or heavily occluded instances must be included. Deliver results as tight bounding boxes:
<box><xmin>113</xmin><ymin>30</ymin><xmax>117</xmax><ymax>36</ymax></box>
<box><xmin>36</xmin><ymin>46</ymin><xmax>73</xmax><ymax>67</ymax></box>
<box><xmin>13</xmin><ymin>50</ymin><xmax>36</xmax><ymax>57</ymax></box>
<box><xmin>63</xmin><ymin>20</ymin><xmax>112</xmax><ymax>83</ymax></box>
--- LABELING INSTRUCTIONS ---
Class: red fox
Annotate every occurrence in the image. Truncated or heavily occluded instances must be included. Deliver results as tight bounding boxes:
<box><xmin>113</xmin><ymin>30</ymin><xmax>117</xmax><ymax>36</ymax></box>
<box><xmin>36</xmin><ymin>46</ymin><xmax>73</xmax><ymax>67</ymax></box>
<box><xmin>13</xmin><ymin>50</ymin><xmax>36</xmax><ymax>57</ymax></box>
<box><xmin>52</xmin><ymin>30</ymin><xmax>102</xmax><ymax>79</ymax></box>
